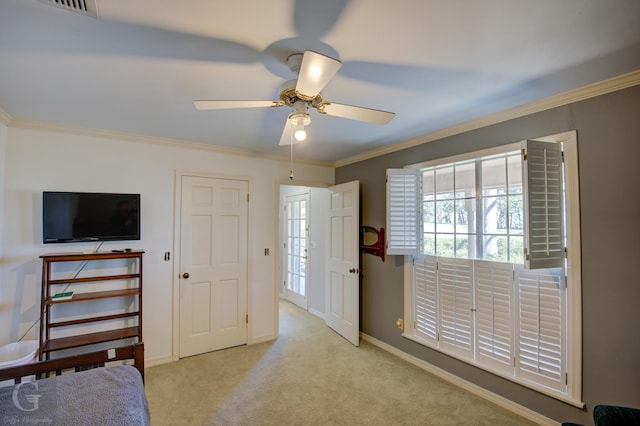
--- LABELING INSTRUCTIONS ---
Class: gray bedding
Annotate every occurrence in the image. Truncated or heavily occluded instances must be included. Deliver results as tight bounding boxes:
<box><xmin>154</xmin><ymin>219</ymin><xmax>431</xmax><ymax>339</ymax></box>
<box><xmin>0</xmin><ymin>364</ymin><xmax>150</xmax><ymax>425</ymax></box>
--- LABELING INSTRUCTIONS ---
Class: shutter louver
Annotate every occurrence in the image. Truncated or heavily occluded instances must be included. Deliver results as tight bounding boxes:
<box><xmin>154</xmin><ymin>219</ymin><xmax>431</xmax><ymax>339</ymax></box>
<box><xmin>414</xmin><ymin>255</ymin><xmax>438</xmax><ymax>344</ymax></box>
<box><xmin>386</xmin><ymin>169</ymin><xmax>422</xmax><ymax>255</ymax></box>
<box><xmin>475</xmin><ymin>260</ymin><xmax>514</xmax><ymax>374</ymax></box>
<box><xmin>438</xmin><ymin>258</ymin><xmax>474</xmax><ymax>357</ymax></box>
<box><xmin>515</xmin><ymin>265</ymin><xmax>565</xmax><ymax>391</ymax></box>
<box><xmin>524</xmin><ymin>140</ymin><xmax>564</xmax><ymax>269</ymax></box>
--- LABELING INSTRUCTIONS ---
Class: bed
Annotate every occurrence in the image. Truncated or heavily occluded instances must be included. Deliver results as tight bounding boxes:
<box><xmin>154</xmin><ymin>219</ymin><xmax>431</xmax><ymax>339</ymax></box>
<box><xmin>0</xmin><ymin>342</ymin><xmax>149</xmax><ymax>425</ymax></box>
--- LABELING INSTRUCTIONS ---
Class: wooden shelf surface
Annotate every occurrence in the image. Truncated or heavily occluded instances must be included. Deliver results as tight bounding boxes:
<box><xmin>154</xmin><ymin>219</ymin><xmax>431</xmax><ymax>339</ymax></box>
<box><xmin>46</xmin><ymin>288</ymin><xmax>139</xmax><ymax>304</ymax></box>
<box><xmin>42</xmin><ymin>326</ymin><xmax>140</xmax><ymax>352</ymax></box>
<box><xmin>40</xmin><ymin>250</ymin><xmax>145</xmax><ymax>262</ymax></box>
<box><xmin>48</xmin><ymin>311</ymin><xmax>139</xmax><ymax>328</ymax></box>
<box><xmin>48</xmin><ymin>273</ymin><xmax>140</xmax><ymax>285</ymax></box>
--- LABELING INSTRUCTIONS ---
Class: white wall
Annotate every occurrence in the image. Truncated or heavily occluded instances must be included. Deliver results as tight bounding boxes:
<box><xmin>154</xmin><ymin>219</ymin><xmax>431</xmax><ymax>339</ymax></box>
<box><xmin>0</xmin><ymin>125</ymin><xmax>334</xmax><ymax>363</ymax></box>
<box><xmin>308</xmin><ymin>187</ymin><xmax>329</xmax><ymax>315</ymax></box>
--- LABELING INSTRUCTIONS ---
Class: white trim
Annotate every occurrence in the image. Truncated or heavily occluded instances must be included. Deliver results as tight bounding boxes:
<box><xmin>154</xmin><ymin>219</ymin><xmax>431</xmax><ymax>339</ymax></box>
<box><xmin>145</xmin><ymin>355</ymin><xmax>174</xmax><ymax>368</ymax></box>
<box><xmin>335</xmin><ymin>70</ymin><xmax>640</xmax><ymax>168</ymax></box>
<box><xmin>308</xmin><ymin>306</ymin><xmax>325</xmax><ymax>320</ymax></box>
<box><xmin>361</xmin><ymin>333</ymin><xmax>558</xmax><ymax>426</ymax></box>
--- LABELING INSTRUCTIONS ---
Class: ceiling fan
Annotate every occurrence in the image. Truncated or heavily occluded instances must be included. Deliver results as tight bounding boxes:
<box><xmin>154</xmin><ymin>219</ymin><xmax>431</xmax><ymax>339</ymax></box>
<box><xmin>194</xmin><ymin>50</ymin><xmax>395</xmax><ymax>146</ymax></box>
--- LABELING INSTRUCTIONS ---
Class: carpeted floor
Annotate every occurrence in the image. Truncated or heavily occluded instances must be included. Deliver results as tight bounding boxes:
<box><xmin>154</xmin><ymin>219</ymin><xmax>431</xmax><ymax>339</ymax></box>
<box><xmin>145</xmin><ymin>300</ymin><xmax>537</xmax><ymax>425</ymax></box>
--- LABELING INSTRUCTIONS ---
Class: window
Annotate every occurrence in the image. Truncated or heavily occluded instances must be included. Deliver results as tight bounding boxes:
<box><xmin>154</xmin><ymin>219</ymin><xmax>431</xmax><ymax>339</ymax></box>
<box><xmin>421</xmin><ymin>150</ymin><xmax>524</xmax><ymax>263</ymax></box>
<box><xmin>390</xmin><ymin>131</ymin><xmax>582</xmax><ymax>406</ymax></box>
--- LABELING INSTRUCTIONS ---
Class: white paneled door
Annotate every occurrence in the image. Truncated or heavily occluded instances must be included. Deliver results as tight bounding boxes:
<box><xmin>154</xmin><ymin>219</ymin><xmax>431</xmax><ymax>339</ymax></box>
<box><xmin>179</xmin><ymin>176</ymin><xmax>248</xmax><ymax>358</ymax></box>
<box><xmin>284</xmin><ymin>193</ymin><xmax>309</xmax><ymax>310</ymax></box>
<box><xmin>326</xmin><ymin>181</ymin><xmax>360</xmax><ymax>346</ymax></box>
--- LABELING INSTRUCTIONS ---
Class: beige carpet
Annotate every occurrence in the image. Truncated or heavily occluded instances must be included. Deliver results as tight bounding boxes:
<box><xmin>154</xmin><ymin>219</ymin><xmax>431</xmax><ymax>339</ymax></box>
<box><xmin>145</xmin><ymin>300</ymin><xmax>537</xmax><ymax>425</ymax></box>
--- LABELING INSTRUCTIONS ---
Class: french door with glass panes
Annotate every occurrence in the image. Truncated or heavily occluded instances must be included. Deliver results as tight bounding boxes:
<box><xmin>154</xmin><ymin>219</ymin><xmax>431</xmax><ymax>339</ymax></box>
<box><xmin>284</xmin><ymin>193</ymin><xmax>309</xmax><ymax>309</ymax></box>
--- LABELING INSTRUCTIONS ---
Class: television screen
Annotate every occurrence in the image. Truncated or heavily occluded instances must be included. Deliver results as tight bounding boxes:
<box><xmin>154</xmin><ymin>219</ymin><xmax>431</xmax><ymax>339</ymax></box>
<box><xmin>43</xmin><ymin>192</ymin><xmax>140</xmax><ymax>243</ymax></box>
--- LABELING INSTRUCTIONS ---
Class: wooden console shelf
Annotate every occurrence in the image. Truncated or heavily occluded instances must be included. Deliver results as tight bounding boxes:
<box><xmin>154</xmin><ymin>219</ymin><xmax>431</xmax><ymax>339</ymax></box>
<box><xmin>42</xmin><ymin>327</ymin><xmax>140</xmax><ymax>352</ymax></box>
<box><xmin>39</xmin><ymin>250</ymin><xmax>144</xmax><ymax>360</ymax></box>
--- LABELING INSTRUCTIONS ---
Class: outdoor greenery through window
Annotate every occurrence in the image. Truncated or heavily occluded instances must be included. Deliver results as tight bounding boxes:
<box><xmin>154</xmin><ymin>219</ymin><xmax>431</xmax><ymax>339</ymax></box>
<box><xmin>422</xmin><ymin>150</ymin><xmax>524</xmax><ymax>263</ymax></box>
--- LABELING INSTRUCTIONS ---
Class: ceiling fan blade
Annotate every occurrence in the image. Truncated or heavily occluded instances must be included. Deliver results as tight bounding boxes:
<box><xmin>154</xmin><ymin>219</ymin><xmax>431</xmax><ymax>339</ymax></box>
<box><xmin>319</xmin><ymin>102</ymin><xmax>395</xmax><ymax>125</ymax></box>
<box><xmin>279</xmin><ymin>119</ymin><xmax>293</xmax><ymax>146</ymax></box>
<box><xmin>194</xmin><ymin>100</ymin><xmax>282</xmax><ymax>110</ymax></box>
<box><xmin>295</xmin><ymin>50</ymin><xmax>342</xmax><ymax>99</ymax></box>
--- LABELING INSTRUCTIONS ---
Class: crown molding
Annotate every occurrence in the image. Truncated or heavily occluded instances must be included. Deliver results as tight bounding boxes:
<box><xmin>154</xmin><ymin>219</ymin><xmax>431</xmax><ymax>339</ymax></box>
<box><xmin>7</xmin><ymin>119</ymin><xmax>333</xmax><ymax>168</ymax></box>
<box><xmin>334</xmin><ymin>70</ymin><xmax>640</xmax><ymax>168</ymax></box>
<box><xmin>0</xmin><ymin>107</ymin><xmax>13</xmax><ymax>125</ymax></box>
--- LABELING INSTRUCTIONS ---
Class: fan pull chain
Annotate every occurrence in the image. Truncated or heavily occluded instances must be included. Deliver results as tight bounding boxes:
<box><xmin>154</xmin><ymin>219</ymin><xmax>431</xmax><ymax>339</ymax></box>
<box><xmin>289</xmin><ymin>137</ymin><xmax>295</xmax><ymax>180</ymax></box>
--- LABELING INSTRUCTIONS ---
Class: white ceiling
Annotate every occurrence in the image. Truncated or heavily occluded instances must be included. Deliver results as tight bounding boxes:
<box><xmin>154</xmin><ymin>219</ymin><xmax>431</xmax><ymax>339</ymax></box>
<box><xmin>0</xmin><ymin>0</ymin><xmax>639</xmax><ymax>164</ymax></box>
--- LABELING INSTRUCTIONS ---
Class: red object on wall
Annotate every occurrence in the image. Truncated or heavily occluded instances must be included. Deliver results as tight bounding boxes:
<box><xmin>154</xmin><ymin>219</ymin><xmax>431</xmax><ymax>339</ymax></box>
<box><xmin>360</xmin><ymin>226</ymin><xmax>385</xmax><ymax>261</ymax></box>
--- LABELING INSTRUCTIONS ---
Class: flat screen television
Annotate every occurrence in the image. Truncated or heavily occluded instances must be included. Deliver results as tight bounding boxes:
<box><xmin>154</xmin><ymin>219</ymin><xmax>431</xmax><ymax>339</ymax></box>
<box><xmin>43</xmin><ymin>191</ymin><xmax>140</xmax><ymax>244</ymax></box>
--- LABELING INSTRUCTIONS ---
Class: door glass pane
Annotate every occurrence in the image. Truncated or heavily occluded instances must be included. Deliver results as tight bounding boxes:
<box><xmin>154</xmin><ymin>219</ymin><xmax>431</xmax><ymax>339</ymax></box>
<box><xmin>285</xmin><ymin>198</ymin><xmax>307</xmax><ymax>299</ymax></box>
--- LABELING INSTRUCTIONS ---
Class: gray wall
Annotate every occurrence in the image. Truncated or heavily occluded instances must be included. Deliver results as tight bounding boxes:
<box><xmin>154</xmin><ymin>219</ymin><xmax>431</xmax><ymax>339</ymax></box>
<box><xmin>336</xmin><ymin>84</ymin><xmax>640</xmax><ymax>424</ymax></box>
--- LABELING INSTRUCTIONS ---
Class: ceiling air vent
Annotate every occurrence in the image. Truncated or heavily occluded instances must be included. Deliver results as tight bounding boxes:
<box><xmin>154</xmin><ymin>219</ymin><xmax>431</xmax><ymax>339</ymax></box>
<box><xmin>39</xmin><ymin>0</ymin><xmax>99</xmax><ymax>19</ymax></box>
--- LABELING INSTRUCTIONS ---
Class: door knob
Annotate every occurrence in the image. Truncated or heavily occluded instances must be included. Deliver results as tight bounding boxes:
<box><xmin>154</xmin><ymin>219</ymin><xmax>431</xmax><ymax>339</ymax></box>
<box><xmin>349</xmin><ymin>268</ymin><xmax>360</xmax><ymax>274</ymax></box>
<box><xmin>182</xmin><ymin>272</ymin><xmax>190</xmax><ymax>279</ymax></box>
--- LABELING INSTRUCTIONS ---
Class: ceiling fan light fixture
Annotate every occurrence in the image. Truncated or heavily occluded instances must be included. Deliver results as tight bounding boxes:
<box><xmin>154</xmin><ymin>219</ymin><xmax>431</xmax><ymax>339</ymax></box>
<box><xmin>290</xmin><ymin>114</ymin><xmax>310</xmax><ymax>142</ymax></box>
<box><xmin>293</xmin><ymin>124</ymin><xmax>307</xmax><ymax>142</ymax></box>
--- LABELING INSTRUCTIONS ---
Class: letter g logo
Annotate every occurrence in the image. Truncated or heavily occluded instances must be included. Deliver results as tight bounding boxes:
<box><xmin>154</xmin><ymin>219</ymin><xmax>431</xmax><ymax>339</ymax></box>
<box><xmin>12</xmin><ymin>382</ymin><xmax>41</xmax><ymax>412</ymax></box>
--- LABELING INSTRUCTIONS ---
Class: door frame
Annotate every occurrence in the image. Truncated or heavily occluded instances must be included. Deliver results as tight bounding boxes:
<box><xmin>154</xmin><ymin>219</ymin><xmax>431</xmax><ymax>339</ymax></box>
<box><xmin>172</xmin><ymin>170</ymin><xmax>253</xmax><ymax>361</ymax></box>
<box><xmin>274</xmin><ymin>179</ymin><xmax>331</xmax><ymax>340</ymax></box>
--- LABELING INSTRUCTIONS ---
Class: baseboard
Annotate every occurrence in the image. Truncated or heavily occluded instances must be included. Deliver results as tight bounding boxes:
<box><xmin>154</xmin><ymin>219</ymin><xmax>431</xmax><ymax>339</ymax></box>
<box><xmin>308</xmin><ymin>307</ymin><xmax>325</xmax><ymax>320</ymax></box>
<box><xmin>361</xmin><ymin>333</ymin><xmax>557</xmax><ymax>426</ymax></box>
<box><xmin>145</xmin><ymin>354</ymin><xmax>174</xmax><ymax>368</ymax></box>
<box><xmin>249</xmin><ymin>334</ymin><xmax>276</xmax><ymax>345</ymax></box>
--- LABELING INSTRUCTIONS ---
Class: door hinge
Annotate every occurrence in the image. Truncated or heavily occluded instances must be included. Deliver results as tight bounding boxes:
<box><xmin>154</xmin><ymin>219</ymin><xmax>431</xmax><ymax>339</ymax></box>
<box><xmin>521</xmin><ymin>148</ymin><xmax>527</xmax><ymax>161</ymax></box>
<box><xmin>247</xmin><ymin>193</ymin><xmax>250</xmax><ymax>203</ymax></box>
<box><xmin>565</xmin><ymin>373</ymin><xmax>568</xmax><ymax>385</ymax></box>
<box><xmin>246</xmin><ymin>314</ymin><xmax>249</xmax><ymax>324</ymax></box>
<box><xmin>283</xmin><ymin>280</ymin><xmax>286</xmax><ymax>287</ymax></box>
<box><xmin>561</xmin><ymin>150</ymin><xmax>565</xmax><ymax>162</ymax></box>
<box><xmin>514</xmin><ymin>357</ymin><xmax>517</xmax><ymax>367</ymax></box>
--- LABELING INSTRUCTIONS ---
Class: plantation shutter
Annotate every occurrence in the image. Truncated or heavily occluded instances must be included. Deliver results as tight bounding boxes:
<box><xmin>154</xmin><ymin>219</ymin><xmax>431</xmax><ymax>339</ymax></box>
<box><xmin>438</xmin><ymin>257</ymin><xmax>474</xmax><ymax>358</ymax></box>
<box><xmin>515</xmin><ymin>265</ymin><xmax>566</xmax><ymax>392</ymax></box>
<box><xmin>523</xmin><ymin>140</ymin><xmax>564</xmax><ymax>269</ymax></box>
<box><xmin>413</xmin><ymin>255</ymin><xmax>438</xmax><ymax>344</ymax></box>
<box><xmin>475</xmin><ymin>260</ymin><xmax>514</xmax><ymax>374</ymax></box>
<box><xmin>386</xmin><ymin>168</ymin><xmax>422</xmax><ymax>255</ymax></box>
